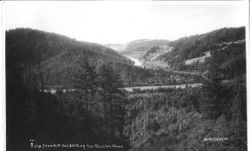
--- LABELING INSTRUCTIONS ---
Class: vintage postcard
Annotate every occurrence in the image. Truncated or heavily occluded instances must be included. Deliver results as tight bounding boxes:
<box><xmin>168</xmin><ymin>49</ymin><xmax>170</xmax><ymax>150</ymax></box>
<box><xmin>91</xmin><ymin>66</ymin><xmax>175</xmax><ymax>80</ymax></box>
<box><xmin>2</xmin><ymin>1</ymin><xmax>249</xmax><ymax>151</ymax></box>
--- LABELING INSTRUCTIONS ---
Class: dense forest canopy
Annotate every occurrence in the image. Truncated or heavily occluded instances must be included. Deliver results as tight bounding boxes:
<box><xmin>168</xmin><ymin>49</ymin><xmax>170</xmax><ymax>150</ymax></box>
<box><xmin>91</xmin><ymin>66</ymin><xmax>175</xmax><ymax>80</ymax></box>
<box><xmin>161</xmin><ymin>27</ymin><xmax>245</xmax><ymax>70</ymax></box>
<box><xmin>6</xmin><ymin>26</ymin><xmax>246</xmax><ymax>151</ymax></box>
<box><xmin>6</xmin><ymin>28</ymin><xmax>132</xmax><ymax>64</ymax></box>
<box><xmin>6</xmin><ymin>28</ymin><xmax>134</xmax><ymax>88</ymax></box>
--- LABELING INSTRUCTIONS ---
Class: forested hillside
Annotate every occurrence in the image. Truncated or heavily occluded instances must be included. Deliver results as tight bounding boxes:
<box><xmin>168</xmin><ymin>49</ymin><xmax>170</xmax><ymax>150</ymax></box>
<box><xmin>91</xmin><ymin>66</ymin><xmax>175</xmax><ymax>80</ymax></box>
<box><xmin>6</xmin><ymin>28</ymin><xmax>202</xmax><ymax>89</ymax></box>
<box><xmin>122</xmin><ymin>39</ymin><xmax>170</xmax><ymax>56</ymax></box>
<box><xmin>122</xmin><ymin>27</ymin><xmax>245</xmax><ymax>72</ymax></box>
<box><xmin>124</xmin><ymin>45</ymin><xmax>246</xmax><ymax>150</ymax></box>
<box><xmin>6</xmin><ymin>27</ymin><xmax>246</xmax><ymax>151</ymax></box>
<box><xmin>6</xmin><ymin>28</ymin><xmax>132</xmax><ymax>64</ymax></box>
<box><xmin>164</xmin><ymin>27</ymin><xmax>245</xmax><ymax>71</ymax></box>
<box><xmin>118</xmin><ymin>27</ymin><xmax>246</xmax><ymax>151</ymax></box>
<box><xmin>6</xmin><ymin>28</ymin><xmax>133</xmax><ymax>88</ymax></box>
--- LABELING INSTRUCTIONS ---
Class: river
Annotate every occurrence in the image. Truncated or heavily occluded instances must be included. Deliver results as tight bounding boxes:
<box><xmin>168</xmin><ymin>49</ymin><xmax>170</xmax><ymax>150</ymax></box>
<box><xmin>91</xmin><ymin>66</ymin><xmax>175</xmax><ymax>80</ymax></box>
<box><xmin>125</xmin><ymin>56</ymin><xmax>143</xmax><ymax>67</ymax></box>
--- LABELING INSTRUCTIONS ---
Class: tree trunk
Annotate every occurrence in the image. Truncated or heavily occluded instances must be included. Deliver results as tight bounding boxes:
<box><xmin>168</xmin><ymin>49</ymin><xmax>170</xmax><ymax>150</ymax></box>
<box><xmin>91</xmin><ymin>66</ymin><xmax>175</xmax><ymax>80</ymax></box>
<box><xmin>38</xmin><ymin>62</ymin><xmax>44</xmax><ymax>93</ymax></box>
<box><xmin>28</xmin><ymin>67</ymin><xmax>31</xmax><ymax>90</ymax></box>
<box><xmin>109</xmin><ymin>95</ymin><xmax>114</xmax><ymax>139</ymax></box>
<box><xmin>85</xmin><ymin>89</ymin><xmax>88</xmax><ymax>114</ymax></box>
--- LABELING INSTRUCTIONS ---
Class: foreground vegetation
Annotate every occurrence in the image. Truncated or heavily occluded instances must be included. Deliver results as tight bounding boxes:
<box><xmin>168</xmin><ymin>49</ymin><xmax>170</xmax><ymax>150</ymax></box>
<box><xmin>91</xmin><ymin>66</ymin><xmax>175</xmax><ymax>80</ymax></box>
<box><xmin>6</xmin><ymin>27</ymin><xmax>246</xmax><ymax>151</ymax></box>
<box><xmin>7</xmin><ymin>59</ymin><xmax>130</xmax><ymax>151</ymax></box>
<box><xmin>125</xmin><ymin>83</ymin><xmax>246</xmax><ymax>151</ymax></box>
<box><xmin>124</xmin><ymin>48</ymin><xmax>246</xmax><ymax>151</ymax></box>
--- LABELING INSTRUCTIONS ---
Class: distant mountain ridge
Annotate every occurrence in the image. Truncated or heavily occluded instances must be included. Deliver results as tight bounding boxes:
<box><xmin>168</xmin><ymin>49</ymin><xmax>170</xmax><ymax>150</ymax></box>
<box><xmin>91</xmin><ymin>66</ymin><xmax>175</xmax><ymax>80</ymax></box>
<box><xmin>105</xmin><ymin>43</ymin><xmax>126</xmax><ymax>52</ymax></box>
<box><xmin>122</xmin><ymin>39</ymin><xmax>170</xmax><ymax>55</ymax></box>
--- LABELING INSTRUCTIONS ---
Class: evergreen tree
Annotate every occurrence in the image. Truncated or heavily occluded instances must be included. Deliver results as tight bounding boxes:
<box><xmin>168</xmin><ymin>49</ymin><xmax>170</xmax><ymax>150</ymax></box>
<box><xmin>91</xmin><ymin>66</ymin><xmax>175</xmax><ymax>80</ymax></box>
<box><xmin>71</xmin><ymin>59</ymin><xmax>98</xmax><ymax>114</ymax></box>
<box><xmin>98</xmin><ymin>63</ymin><xmax>126</xmax><ymax>141</ymax></box>
<box><xmin>201</xmin><ymin>50</ymin><xmax>228</xmax><ymax>119</ymax></box>
<box><xmin>231</xmin><ymin>85</ymin><xmax>246</xmax><ymax>123</ymax></box>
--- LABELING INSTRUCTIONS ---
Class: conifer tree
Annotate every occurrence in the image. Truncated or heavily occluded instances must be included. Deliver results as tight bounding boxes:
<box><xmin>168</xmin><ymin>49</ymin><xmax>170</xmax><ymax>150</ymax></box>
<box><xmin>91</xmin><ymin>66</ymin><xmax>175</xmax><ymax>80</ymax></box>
<box><xmin>201</xmin><ymin>50</ymin><xmax>227</xmax><ymax>119</ymax></box>
<box><xmin>72</xmin><ymin>59</ymin><xmax>98</xmax><ymax>114</ymax></box>
<box><xmin>98</xmin><ymin>63</ymin><xmax>126</xmax><ymax>140</ymax></box>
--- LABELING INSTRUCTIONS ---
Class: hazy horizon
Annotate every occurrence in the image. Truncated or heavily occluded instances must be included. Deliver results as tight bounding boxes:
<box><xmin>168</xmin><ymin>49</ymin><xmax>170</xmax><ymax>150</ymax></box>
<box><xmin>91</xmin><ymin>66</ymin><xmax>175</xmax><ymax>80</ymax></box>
<box><xmin>3</xmin><ymin>1</ymin><xmax>248</xmax><ymax>44</ymax></box>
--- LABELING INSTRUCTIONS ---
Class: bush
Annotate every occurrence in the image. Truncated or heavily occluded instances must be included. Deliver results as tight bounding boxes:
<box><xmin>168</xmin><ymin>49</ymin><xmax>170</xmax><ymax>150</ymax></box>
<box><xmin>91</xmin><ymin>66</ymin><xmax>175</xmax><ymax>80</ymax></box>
<box><xmin>146</xmin><ymin>119</ymin><xmax>161</xmax><ymax>133</ymax></box>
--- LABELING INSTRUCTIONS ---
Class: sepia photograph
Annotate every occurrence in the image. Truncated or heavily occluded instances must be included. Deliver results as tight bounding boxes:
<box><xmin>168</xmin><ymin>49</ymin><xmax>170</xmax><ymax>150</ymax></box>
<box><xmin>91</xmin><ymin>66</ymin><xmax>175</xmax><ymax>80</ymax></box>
<box><xmin>2</xmin><ymin>1</ymin><xmax>249</xmax><ymax>151</ymax></box>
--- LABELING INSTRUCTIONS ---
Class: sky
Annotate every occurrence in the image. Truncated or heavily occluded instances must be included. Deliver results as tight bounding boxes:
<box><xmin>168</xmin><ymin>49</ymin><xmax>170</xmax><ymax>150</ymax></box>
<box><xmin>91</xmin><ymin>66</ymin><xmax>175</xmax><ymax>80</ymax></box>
<box><xmin>3</xmin><ymin>1</ymin><xmax>248</xmax><ymax>44</ymax></box>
